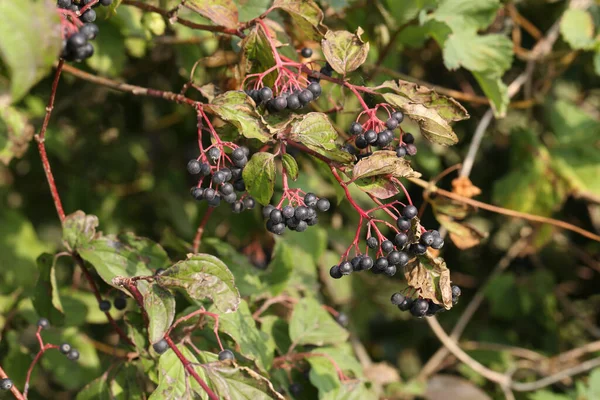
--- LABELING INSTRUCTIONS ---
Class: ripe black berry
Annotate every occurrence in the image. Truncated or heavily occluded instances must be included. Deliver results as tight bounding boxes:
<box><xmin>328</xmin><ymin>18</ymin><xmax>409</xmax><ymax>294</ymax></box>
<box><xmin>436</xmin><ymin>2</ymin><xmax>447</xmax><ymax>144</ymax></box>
<box><xmin>298</xmin><ymin>89</ymin><xmax>314</xmax><ymax>105</ymax></box>
<box><xmin>397</xmin><ymin>251</ymin><xmax>409</xmax><ymax>266</ymax></box>
<box><xmin>223</xmin><ymin>193</ymin><xmax>237</xmax><ymax>204</ymax></box>
<box><xmin>316</xmin><ymin>198</ymin><xmax>330</xmax><ymax>212</ymax></box>
<box><xmin>59</xmin><ymin>343</ymin><xmax>71</xmax><ymax>354</ymax></box>
<box><xmin>233</xmin><ymin>178</ymin><xmax>246</xmax><ymax>191</ymax></box>
<box><xmin>271</xmin><ymin>223</ymin><xmax>285</xmax><ymax>235</ymax></box>
<box><xmin>243</xmin><ymin>197</ymin><xmax>255</xmax><ymax>209</ymax></box>
<box><xmin>270</xmin><ymin>209</ymin><xmax>283</xmax><ymax>224</ymax></box>
<box><xmin>431</xmin><ymin>236</ymin><xmax>444</xmax><ymax>250</ymax></box>
<box><xmin>272</xmin><ymin>96</ymin><xmax>287</xmax><ymax>111</ymax></box>
<box><xmin>420</xmin><ymin>231</ymin><xmax>435</xmax><ymax>246</ymax></box>
<box><xmin>99</xmin><ymin>300</ymin><xmax>111</xmax><ymax>312</ymax></box>
<box><xmin>403</xmin><ymin>133</ymin><xmax>415</xmax><ymax>144</ymax></box>
<box><xmin>381</xmin><ymin>240</ymin><xmax>394</xmax><ymax>254</ymax></box>
<box><xmin>396</xmin><ymin>217</ymin><xmax>411</xmax><ymax>231</ymax></box>
<box><xmin>427</xmin><ymin>302</ymin><xmax>445</xmax><ymax>316</ymax></box>
<box><xmin>262</xmin><ymin>205</ymin><xmax>275</xmax><ymax>219</ymax></box>
<box><xmin>100</xmin><ymin>0</ymin><xmax>113</xmax><ymax>5</ymax></box>
<box><xmin>190</xmin><ymin>186</ymin><xmax>201</xmax><ymax>200</ymax></box>
<box><xmin>396</xmin><ymin>146</ymin><xmax>407</xmax><ymax>158</ymax></box>
<box><xmin>398</xmin><ymin>297</ymin><xmax>413</xmax><ymax>311</ymax></box>
<box><xmin>296</xmin><ymin>220</ymin><xmax>308</xmax><ymax>232</ymax></box>
<box><xmin>355</xmin><ymin>134</ymin><xmax>368</xmax><ymax>149</ymax></box>
<box><xmin>339</xmin><ymin>261</ymin><xmax>352</xmax><ymax>275</ymax></box>
<box><xmin>114</xmin><ymin>296</ymin><xmax>127</xmax><ymax>310</ymax></box>
<box><xmin>287</xmin><ymin>94</ymin><xmax>301</xmax><ymax>110</ymax></box>
<box><xmin>153</xmin><ymin>339</ymin><xmax>169</xmax><ymax>354</ymax></box>
<box><xmin>410</xmin><ymin>298</ymin><xmax>429</xmax><ymax>317</ymax></box>
<box><xmin>232</xmin><ymin>201</ymin><xmax>244</xmax><ymax>213</ymax></box>
<box><xmin>204</xmin><ymin>188</ymin><xmax>216</xmax><ymax>201</ymax></box>
<box><xmin>218</xmin><ymin>349</ymin><xmax>235</xmax><ymax>361</ymax></box>
<box><xmin>385</xmin><ymin>117</ymin><xmax>399</xmax><ymax>130</ymax></box>
<box><xmin>289</xmin><ymin>383</ymin><xmax>303</xmax><ymax>396</ymax></box>
<box><xmin>66</xmin><ymin>349</ymin><xmax>80</xmax><ymax>361</ymax></box>
<box><xmin>387</xmin><ymin>251</ymin><xmax>401</xmax><ymax>265</ymax></box>
<box><xmin>394</xmin><ymin>232</ymin><xmax>408</xmax><ymax>247</ymax></box>
<box><xmin>0</xmin><ymin>379</ymin><xmax>13</xmax><ymax>391</ymax></box>
<box><xmin>300</xmin><ymin>47</ymin><xmax>313</xmax><ymax>58</ymax></box>
<box><xmin>336</xmin><ymin>312</ymin><xmax>349</xmax><ymax>327</ymax></box>
<box><xmin>452</xmin><ymin>285</ymin><xmax>461</xmax><ymax>299</ymax></box>
<box><xmin>81</xmin><ymin>9</ymin><xmax>97</xmax><ymax>23</ymax></box>
<box><xmin>231</xmin><ymin>148</ymin><xmax>245</xmax><ymax>162</ymax></box>
<box><xmin>402</xmin><ymin>205</ymin><xmax>418</xmax><ymax>219</ymax></box>
<box><xmin>390</xmin><ymin>292</ymin><xmax>405</xmax><ymax>305</ymax></box>
<box><xmin>304</xmin><ymin>193</ymin><xmax>318</xmax><ymax>207</ymax></box>
<box><xmin>329</xmin><ymin>265</ymin><xmax>342</xmax><ymax>279</ymax></box>
<box><xmin>67</xmin><ymin>32</ymin><xmax>87</xmax><ymax>51</ymax></box>
<box><xmin>207</xmin><ymin>195</ymin><xmax>221</xmax><ymax>207</ymax></box>
<box><xmin>212</xmin><ymin>171</ymin><xmax>226</xmax><ymax>185</ymax></box>
<box><xmin>57</xmin><ymin>0</ymin><xmax>72</xmax><ymax>8</ymax></box>
<box><xmin>307</xmin><ymin>82</ymin><xmax>322</xmax><ymax>98</ymax></box>
<box><xmin>350</xmin><ymin>255</ymin><xmax>362</xmax><ymax>271</ymax></box>
<box><xmin>320</xmin><ymin>63</ymin><xmax>333</xmax><ymax>76</ymax></box>
<box><xmin>410</xmin><ymin>243</ymin><xmax>427</xmax><ymax>255</ymax></box>
<box><xmin>364</xmin><ymin>129</ymin><xmax>377</xmax><ymax>144</ymax></box>
<box><xmin>391</xmin><ymin>111</ymin><xmax>404</xmax><ymax>123</ymax></box>
<box><xmin>360</xmin><ymin>256</ymin><xmax>374</xmax><ymax>270</ymax></box>
<box><xmin>259</xmin><ymin>87</ymin><xmax>273</xmax><ymax>102</ymax></box>
<box><xmin>376</xmin><ymin>130</ymin><xmax>393</xmax><ymax>147</ymax></box>
<box><xmin>374</xmin><ymin>257</ymin><xmax>388</xmax><ymax>271</ymax></box>
<box><xmin>80</xmin><ymin>23</ymin><xmax>99</xmax><ymax>40</ymax></box>
<box><xmin>37</xmin><ymin>318</ymin><xmax>50</xmax><ymax>330</ymax></box>
<box><xmin>207</xmin><ymin>147</ymin><xmax>221</xmax><ymax>161</ymax></box>
<box><xmin>220</xmin><ymin>183</ymin><xmax>234</xmax><ymax>196</ymax></box>
<box><xmin>187</xmin><ymin>159</ymin><xmax>201</xmax><ymax>174</ymax></box>
<box><xmin>294</xmin><ymin>206</ymin><xmax>309</xmax><ymax>220</ymax></box>
<box><xmin>366</xmin><ymin>237</ymin><xmax>379</xmax><ymax>249</ymax></box>
<box><xmin>349</xmin><ymin>122</ymin><xmax>363</xmax><ymax>135</ymax></box>
<box><xmin>385</xmin><ymin>265</ymin><xmax>397</xmax><ymax>276</ymax></box>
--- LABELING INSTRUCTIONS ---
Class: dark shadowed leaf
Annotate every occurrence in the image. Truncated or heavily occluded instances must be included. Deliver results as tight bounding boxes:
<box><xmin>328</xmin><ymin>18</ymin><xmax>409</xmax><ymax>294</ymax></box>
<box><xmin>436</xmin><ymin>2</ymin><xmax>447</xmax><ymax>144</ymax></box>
<box><xmin>185</xmin><ymin>0</ymin><xmax>239</xmax><ymax>29</ymax></box>
<box><xmin>352</xmin><ymin>151</ymin><xmax>420</xmax><ymax>180</ymax></box>
<box><xmin>289</xmin><ymin>298</ymin><xmax>348</xmax><ymax>346</ymax></box>
<box><xmin>137</xmin><ymin>281</ymin><xmax>176</xmax><ymax>344</ymax></box>
<box><xmin>321</xmin><ymin>28</ymin><xmax>370</xmax><ymax>75</ymax></box>
<box><xmin>272</xmin><ymin>0</ymin><xmax>324</xmax><ymax>40</ymax></box>
<box><xmin>32</xmin><ymin>253</ymin><xmax>64</xmax><ymax>326</ymax></box>
<box><xmin>62</xmin><ymin>211</ymin><xmax>99</xmax><ymax>250</ymax></box>
<box><xmin>202</xmin><ymin>362</ymin><xmax>285</xmax><ymax>399</ymax></box>
<box><xmin>265</xmin><ymin>239</ymin><xmax>294</xmax><ymax>295</ymax></box>
<box><xmin>156</xmin><ymin>253</ymin><xmax>240</xmax><ymax>313</ymax></box>
<box><xmin>290</xmin><ymin>113</ymin><xmax>353</xmax><ymax>163</ymax></box>
<box><xmin>242</xmin><ymin>152</ymin><xmax>276</xmax><ymax>206</ymax></box>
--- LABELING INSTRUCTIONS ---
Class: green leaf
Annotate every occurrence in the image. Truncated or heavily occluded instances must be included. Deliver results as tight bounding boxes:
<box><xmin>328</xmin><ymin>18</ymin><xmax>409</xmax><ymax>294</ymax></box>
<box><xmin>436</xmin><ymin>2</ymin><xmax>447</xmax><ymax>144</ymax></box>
<box><xmin>62</xmin><ymin>211</ymin><xmax>99</xmax><ymax>250</ymax></box>
<box><xmin>0</xmin><ymin>105</ymin><xmax>34</xmax><ymax>165</ymax></box>
<box><xmin>426</xmin><ymin>0</ymin><xmax>500</xmax><ymax>32</ymax></box>
<box><xmin>594</xmin><ymin>50</ymin><xmax>600</xmax><ymax>76</ymax></box>
<box><xmin>320</xmin><ymin>382</ymin><xmax>376</xmax><ymax>400</ymax></box>
<box><xmin>282</xmin><ymin>153</ymin><xmax>299</xmax><ymax>180</ymax></box>
<box><xmin>472</xmin><ymin>70</ymin><xmax>509</xmax><ymax>117</ymax></box>
<box><xmin>79</xmin><ymin>234</ymin><xmax>168</xmax><ymax>289</ymax></box>
<box><xmin>76</xmin><ymin>374</ymin><xmax>111</xmax><ymax>400</ymax></box>
<box><xmin>265</xmin><ymin>239</ymin><xmax>294</xmax><ymax>295</ymax></box>
<box><xmin>236</xmin><ymin>0</ymin><xmax>271</xmax><ymax>22</ymax></box>
<box><xmin>378</xmin><ymin>80</ymin><xmax>469</xmax><ymax>122</ymax></box>
<box><xmin>383</xmin><ymin>0</ymin><xmax>437</xmax><ymax>25</ymax></box>
<box><xmin>404</xmin><ymin>253</ymin><xmax>452</xmax><ymax>308</ymax></box>
<box><xmin>0</xmin><ymin>0</ymin><xmax>61</xmax><ymax>103</ymax></box>
<box><xmin>156</xmin><ymin>253</ymin><xmax>240</xmax><ymax>313</ymax></box>
<box><xmin>202</xmin><ymin>362</ymin><xmax>285</xmax><ymax>399</ymax></box>
<box><xmin>272</xmin><ymin>0</ymin><xmax>324</xmax><ymax>40</ymax></box>
<box><xmin>137</xmin><ymin>281</ymin><xmax>176</xmax><ymax>344</ymax></box>
<box><xmin>209</xmin><ymin>300</ymin><xmax>274</xmax><ymax>373</ymax></box>
<box><xmin>85</xmin><ymin>22</ymin><xmax>127</xmax><ymax>77</ymax></box>
<box><xmin>289</xmin><ymin>298</ymin><xmax>349</xmax><ymax>347</ymax></box>
<box><xmin>352</xmin><ymin>150</ymin><xmax>420</xmax><ymax>180</ymax></box>
<box><xmin>443</xmin><ymin>31</ymin><xmax>513</xmax><ymax>75</ymax></box>
<box><xmin>307</xmin><ymin>345</ymin><xmax>363</xmax><ymax>395</ymax></box>
<box><xmin>321</xmin><ymin>28</ymin><xmax>370</xmax><ymax>75</ymax></box>
<box><xmin>560</xmin><ymin>9</ymin><xmax>596</xmax><ymax>50</ymax></box>
<box><xmin>208</xmin><ymin>91</ymin><xmax>271</xmax><ymax>142</ymax></box>
<box><xmin>242</xmin><ymin>152</ymin><xmax>276</xmax><ymax>206</ymax></box>
<box><xmin>150</xmin><ymin>344</ymin><xmax>208</xmax><ymax>400</ymax></box>
<box><xmin>289</xmin><ymin>112</ymin><xmax>354</xmax><ymax>163</ymax></box>
<box><xmin>32</xmin><ymin>253</ymin><xmax>65</xmax><ymax>326</ymax></box>
<box><xmin>240</xmin><ymin>25</ymin><xmax>277</xmax><ymax>87</ymax></box>
<box><xmin>185</xmin><ymin>0</ymin><xmax>239</xmax><ymax>29</ymax></box>
<box><xmin>383</xmin><ymin>93</ymin><xmax>459</xmax><ymax>145</ymax></box>
<box><xmin>125</xmin><ymin>312</ymin><xmax>148</xmax><ymax>354</ymax></box>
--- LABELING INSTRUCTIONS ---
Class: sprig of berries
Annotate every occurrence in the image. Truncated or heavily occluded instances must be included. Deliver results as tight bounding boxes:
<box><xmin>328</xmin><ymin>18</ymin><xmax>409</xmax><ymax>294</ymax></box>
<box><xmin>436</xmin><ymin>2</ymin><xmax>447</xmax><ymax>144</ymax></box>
<box><xmin>390</xmin><ymin>285</ymin><xmax>461</xmax><ymax>317</ymax></box>
<box><xmin>263</xmin><ymin>192</ymin><xmax>330</xmax><ymax>235</ymax></box>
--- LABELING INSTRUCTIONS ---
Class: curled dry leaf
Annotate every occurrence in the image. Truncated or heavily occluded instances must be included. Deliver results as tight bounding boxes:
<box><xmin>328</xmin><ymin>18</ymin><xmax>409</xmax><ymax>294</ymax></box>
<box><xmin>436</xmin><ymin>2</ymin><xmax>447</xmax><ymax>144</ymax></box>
<box><xmin>321</xmin><ymin>27</ymin><xmax>370</xmax><ymax>75</ymax></box>
<box><xmin>404</xmin><ymin>254</ymin><xmax>453</xmax><ymax>308</ymax></box>
<box><xmin>452</xmin><ymin>176</ymin><xmax>482</xmax><ymax>198</ymax></box>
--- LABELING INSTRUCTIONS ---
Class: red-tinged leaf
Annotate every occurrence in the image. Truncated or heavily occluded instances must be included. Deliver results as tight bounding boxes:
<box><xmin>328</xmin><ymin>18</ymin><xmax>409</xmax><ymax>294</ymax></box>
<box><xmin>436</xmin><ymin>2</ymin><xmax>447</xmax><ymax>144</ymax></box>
<box><xmin>352</xmin><ymin>151</ymin><xmax>420</xmax><ymax>180</ymax></box>
<box><xmin>185</xmin><ymin>0</ymin><xmax>239</xmax><ymax>30</ymax></box>
<box><xmin>321</xmin><ymin>28</ymin><xmax>370</xmax><ymax>75</ymax></box>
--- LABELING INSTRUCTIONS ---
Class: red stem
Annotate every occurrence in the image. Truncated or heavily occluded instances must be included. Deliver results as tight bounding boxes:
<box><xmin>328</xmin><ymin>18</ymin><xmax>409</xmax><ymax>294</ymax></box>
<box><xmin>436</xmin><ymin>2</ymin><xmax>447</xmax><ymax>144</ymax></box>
<box><xmin>192</xmin><ymin>208</ymin><xmax>215</xmax><ymax>253</ymax></box>
<box><xmin>23</xmin><ymin>343</ymin><xmax>58</xmax><ymax>397</ymax></box>
<box><xmin>164</xmin><ymin>336</ymin><xmax>219</xmax><ymax>400</ymax></box>
<box><xmin>0</xmin><ymin>365</ymin><xmax>25</xmax><ymax>400</ymax></box>
<box><xmin>36</xmin><ymin>60</ymin><xmax>66</xmax><ymax>222</ymax></box>
<box><xmin>329</xmin><ymin>167</ymin><xmax>370</xmax><ymax>219</ymax></box>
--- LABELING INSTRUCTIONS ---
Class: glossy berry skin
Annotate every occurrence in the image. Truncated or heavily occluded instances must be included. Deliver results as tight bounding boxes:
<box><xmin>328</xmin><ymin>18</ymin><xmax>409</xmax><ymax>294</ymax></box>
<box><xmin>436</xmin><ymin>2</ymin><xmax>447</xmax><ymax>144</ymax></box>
<box><xmin>375</xmin><ymin>257</ymin><xmax>388</xmax><ymax>271</ymax></box>
<box><xmin>67</xmin><ymin>33</ymin><xmax>87</xmax><ymax>51</ymax></box>
<box><xmin>270</xmin><ymin>209</ymin><xmax>283</xmax><ymax>224</ymax></box>
<box><xmin>37</xmin><ymin>318</ymin><xmax>50</xmax><ymax>330</ymax></box>
<box><xmin>391</xmin><ymin>292</ymin><xmax>405</xmax><ymax>305</ymax></box>
<box><xmin>232</xmin><ymin>147</ymin><xmax>245</xmax><ymax>161</ymax></box>
<box><xmin>99</xmin><ymin>300</ymin><xmax>111</xmax><ymax>312</ymax></box>
<box><xmin>427</xmin><ymin>302</ymin><xmax>445</xmax><ymax>316</ymax></box>
<box><xmin>421</xmin><ymin>231</ymin><xmax>435</xmax><ymax>246</ymax></box>
<box><xmin>396</xmin><ymin>217</ymin><xmax>411</xmax><ymax>231</ymax></box>
<box><xmin>394</xmin><ymin>232</ymin><xmax>408</xmax><ymax>247</ymax></box>
<box><xmin>300</xmin><ymin>47</ymin><xmax>313</xmax><ymax>58</ymax></box>
<box><xmin>294</xmin><ymin>206</ymin><xmax>309</xmax><ymax>220</ymax></box>
<box><xmin>350</xmin><ymin>256</ymin><xmax>362</xmax><ymax>271</ymax></box>
<box><xmin>397</xmin><ymin>251</ymin><xmax>410</xmax><ymax>267</ymax></box>
<box><xmin>316</xmin><ymin>198</ymin><xmax>330</xmax><ymax>212</ymax></box>
<box><xmin>243</xmin><ymin>197</ymin><xmax>255</xmax><ymax>209</ymax></box>
<box><xmin>391</xmin><ymin>111</ymin><xmax>404</xmax><ymax>123</ymax></box>
<box><xmin>366</xmin><ymin>237</ymin><xmax>379</xmax><ymax>249</ymax></box>
<box><xmin>307</xmin><ymin>82</ymin><xmax>322</xmax><ymax>98</ymax></box>
<box><xmin>286</xmin><ymin>94</ymin><xmax>301</xmax><ymax>110</ymax></box>
<box><xmin>0</xmin><ymin>379</ymin><xmax>13</xmax><ymax>391</ymax></box>
<box><xmin>289</xmin><ymin>383</ymin><xmax>303</xmax><ymax>396</ymax></box>
<box><xmin>187</xmin><ymin>159</ymin><xmax>201</xmax><ymax>174</ymax></box>
<box><xmin>220</xmin><ymin>183</ymin><xmax>234</xmax><ymax>196</ymax></box>
<box><xmin>281</xmin><ymin>205</ymin><xmax>295</xmax><ymax>219</ymax></box>
<box><xmin>398</xmin><ymin>297</ymin><xmax>413</xmax><ymax>311</ymax></box>
<box><xmin>81</xmin><ymin>9</ymin><xmax>97</xmax><ymax>23</ymax></box>
<box><xmin>431</xmin><ymin>236</ymin><xmax>444</xmax><ymax>250</ymax></box>
<box><xmin>385</xmin><ymin>117</ymin><xmax>399</xmax><ymax>130</ymax></box>
<box><xmin>57</xmin><ymin>0</ymin><xmax>72</xmax><ymax>7</ymax></box>
<box><xmin>387</xmin><ymin>251</ymin><xmax>401</xmax><ymax>265</ymax></box>
<box><xmin>272</xmin><ymin>96</ymin><xmax>287</xmax><ymax>111</ymax></box>
<box><xmin>296</xmin><ymin>220</ymin><xmax>308</xmax><ymax>232</ymax></box>
<box><xmin>339</xmin><ymin>261</ymin><xmax>353</xmax><ymax>275</ymax></box>
<box><xmin>304</xmin><ymin>193</ymin><xmax>318</xmax><ymax>208</ymax></box>
<box><xmin>364</xmin><ymin>129</ymin><xmax>377</xmax><ymax>144</ymax></box>
<box><xmin>259</xmin><ymin>87</ymin><xmax>273</xmax><ymax>102</ymax></box>
<box><xmin>349</xmin><ymin>122</ymin><xmax>363</xmax><ymax>135</ymax></box>
<box><xmin>59</xmin><ymin>343</ymin><xmax>72</xmax><ymax>354</ymax></box>
<box><xmin>396</xmin><ymin>146</ymin><xmax>407</xmax><ymax>158</ymax></box>
<box><xmin>207</xmin><ymin>147</ymin><xmax>221</xmax><ymax>161</ymax></box>
<box><xmin>329</xmin><ymin>265</ymin><xmax>342</xmax><ymax>279</ymax></box>
<box><xmin>153</xmin><ymin>339</ymin><xmax>169</xmax><ymax>355</ymax></box>
<box><xmin>218</xmin><ymin>349</ymin><xmax>235</xmax><ymax>361</ymax></box>
<box><xmin>100</xmin><ymin>0</ymin><xmax>113</xmax><ymax>5</ymax></box>
<box><xmin>403</xmin><ymin>133</ymin><xmax>415</xmax><ymax>144</ymax></box>
<box><xmin>355</xmin><ymin>135</ymin><xmax>368</xmax><ymax>149</ymax></box>
<box><xmin>203</xmin><ymin>188</ymin><xmax>216</xmax><ymax>201</ymax></box>
<box><xmin>67</xmin><ymin>349</ymin><xmax>80</xmax><ymax>361</ymax></box>
<box><xmin>402</xmin><ymin>205</ymin><xmax>418</xmax><ymax>219</ymax></box>
<box><xmin>233</xmin><ymin>179</ymin><xmax>245</xmax><ymax>192</ymax></box>
<box><xmin>410</xmin><ymin>243</ymin><xmax>428</xmax><ymax>255</ymax></box>
<box><xmin>385</xmin><ymin>265</ymin><xmax>397</xmax><ymax>276</ymax></box>
<box><xmin>381</xmin><ymin>240</ymin><xmax>394</xmax><ymax>254</ymax></box>
<box><xmin>232</xmin><ymin>201</ymin><xmax>244</xmax><ymax>213</ymax></box>
<box><xmin>114</xmin><ymin>296</ymin><xmax>127</xmax><ymax>310</ymax></box>
<box><xmin>262</xmin><ymin>205</ymin><xmax>275</xmax><ymax>219</ymax></box>
<box><xmin>80</xmin><ymin>23</ymin><xmax>99</xmax><ymax>40</ymax></box>
<box><xmin>410</xmin><ymin>298</ymin><xmax>429</xmax><ymax>317</ymax></box>
<box><xmin>298</xmin><ymin>89</ymin><xmax>314</xmax><ymax>104</ymax></box>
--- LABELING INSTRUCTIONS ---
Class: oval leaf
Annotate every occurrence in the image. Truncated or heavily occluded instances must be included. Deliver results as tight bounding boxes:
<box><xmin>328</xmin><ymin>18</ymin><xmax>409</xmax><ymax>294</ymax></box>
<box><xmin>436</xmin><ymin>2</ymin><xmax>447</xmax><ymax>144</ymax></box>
<box><xmin>242</xmin><ymin>152</ymin><xmax>276</xmax><ymax>206</ymax></box>
<box><xmin>355</xmin><ymin>177</ymin><xmax>400</xmax><ymax>199</ymax></box>
<box><xmin>156</xmin><ymin>254</ymin><xmax>240</xmax><ymax>313</ymax></box>
<box><xmin>0</xmin><ymin>0</ymin><xmax>61</xmax><ymax>103</ymax></box>
<box><xmin>289</xmin><ymin>298</ymin><xmax>349</xmax><ymax>346</ymax></box>
<box><xmin>33</xmin><ymin>253</ymin><xmax>65</xmax><ymax>326</ymax></box>
<box><xmin>138</xmin><ymin>281</ymin><xmax>176</xmax><ymax>344</ymax></box>
<box><xmin>321</xmin><ymin>28</ymin><xmax>370</xmax><ymax>75</ymax></box>
<box><xmin>207</xmin><ymin>91</ymin><xmax>271</xmax><ymax>142</ymax></box>
<box><xmin>352</xmin><ymin>151</ymin><xmax>420</xmax><ymax>180</ymax></box>
<box><xmin>289</xmin><ymin>112</ymin><xmax>353</xmax><ymax>163</ymax></box>
<box><xmin>272</xmin><ymin>0</ymin><xmax>324</xmax><ymax>40</ymax></box>
<box><xmin>282</xmin><ymin>153</ymin><xmax>299</xmax><ymax>181</ymax></box>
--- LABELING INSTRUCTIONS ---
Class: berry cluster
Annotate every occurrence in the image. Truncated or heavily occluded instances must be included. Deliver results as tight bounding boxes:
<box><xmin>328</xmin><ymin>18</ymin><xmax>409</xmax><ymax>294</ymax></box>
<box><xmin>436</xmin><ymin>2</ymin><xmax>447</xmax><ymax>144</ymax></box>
<box><xmin>391</xmin><ymin>285</ymin><xmax>461</xmax><ymax>317</ymax></box>
<box><xmin>37</xmin><ymin>318</ymin><xmax>81</xmax><ymax>360</ymax></box>
<box><xmin>57</xmin><ymin>0</ymin><xmax>113</xmax><ymax>62</ymax></box>
<box><xmin>245</xmin><ymin>82</ymin><xmax>321</xmax><ymax>114</ymax></box>
<box><xmin>262</xmin><ymin>193</ymin><xmax>330</xmax><ymax>235</ymax></box>
<box><xmin>98</xmin><ymin>293</ymin><xmax>127</xmax><ymax>312</ymax></box>
<box><xmin>350</xmin><ymin>110</ymin><xmax>404</xmax><ymax>150</ymax></box>
<box><xmin>188</xmin><ymin>146</ymin><xmax>256</xmax><ymax>213</ymax></box>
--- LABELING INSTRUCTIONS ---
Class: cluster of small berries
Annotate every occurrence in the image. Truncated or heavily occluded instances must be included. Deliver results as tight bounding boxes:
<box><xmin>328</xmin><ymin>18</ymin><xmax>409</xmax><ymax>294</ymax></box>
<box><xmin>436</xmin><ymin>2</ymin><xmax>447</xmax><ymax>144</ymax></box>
<box><xmin>391</xmin><ymin>285</ymin><xmax>461</xmax><ymax>317</ymax></box>
<box><xmin>396</xmin><ymin>205</ymin><xmax>444</xmax><ymax>254</ymax></box>
<box><xmin>246</xmin><ymin>82</ymin><xmax>321</xmax><ymax>114</ymax></box>
<box><xmin>37</xmin><ymin>318</ymin><xmax>80</xmax><ymax>360</ymax></box>
<box><xmin>188</xmin><ymin>146</ymin><xmax>256</xmax><ymax>212</ymax></box>
<box><xmin>262</xmin><ymin>193</ymin><xmax>330</xmax><ymax>235</ymax></box>
<box><xmin>395</xmin><ymin>133</ymin><xmax>417</xmax><ymax>158</ymax></box>
<box><xmin>98</xmin><ymin>294</ymin><xmax>127</xmax><ymax>312</ymax></box>
<box><xmin>57</xmin><ymin>0</ymin><xmax>113</xmax><ymax>61</ymax></box>
<box><xmin>350</xmin><ymin>111</ymin><xmax>404</xmax><ymax>150</ymax></box>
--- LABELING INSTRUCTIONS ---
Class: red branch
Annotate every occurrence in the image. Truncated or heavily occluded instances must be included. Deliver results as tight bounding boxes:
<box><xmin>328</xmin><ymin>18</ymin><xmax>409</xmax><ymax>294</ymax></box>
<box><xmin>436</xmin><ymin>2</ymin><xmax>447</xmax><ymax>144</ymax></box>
<box><xmin>36</xmin><ymin>60</ymin><xmax>66</xmax><ymax>222</ymax></box>
<box><xmin>0</xmin><ymin>365</ymin><xmax>25</xmax><ymax>400</ymax></box>
<box><xmin>192</xmin><ymin>208</ymin><xmax>215</xmax><ymax>253</ymax></box>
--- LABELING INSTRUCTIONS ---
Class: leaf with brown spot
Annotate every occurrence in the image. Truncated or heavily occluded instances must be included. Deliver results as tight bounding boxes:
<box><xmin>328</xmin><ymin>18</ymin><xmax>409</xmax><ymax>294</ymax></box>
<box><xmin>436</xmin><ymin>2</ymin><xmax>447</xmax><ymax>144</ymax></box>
<box><xmin>272</xmin><ymin>0</ymin><xmax>325</xmax><ymax>40</ymax></box>
<box><xmin>404</xmin><ymin>254</ymin><xmax>452</xmax><ymax>308</ymax></box>
<box><xmin>185</xmin><ymin>0</ymin><xmax>239</xmax><ymax>30</ymax></box>
<box><xmin>207</xmin><ymin>91</ymin><xmax>271</xmax><ymax>142</ymax></box>
<box><xmin>156</xmin><ymin>254</ymin><xmax>240</xmax><ymax>313</ymax></box>
<box><xmin>62</xmin><ymin>210</ymin><xmax>99</xmax><ymax>250</ymax></box>
<box><xmin>355</xmin><ymin>177</ymin><xmax>400</xmax><ymax>199</ymax></box>
<box><xmin>352</xmin><ymin>150</ymin><xmax>421</xmax><ymax>180</ymax></box>
<box><xmin>321</xmin><ymin>28</ymin><xmax>370</xmax><ymax>75</ymax></box>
